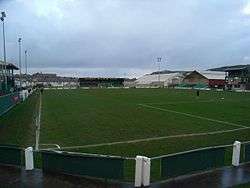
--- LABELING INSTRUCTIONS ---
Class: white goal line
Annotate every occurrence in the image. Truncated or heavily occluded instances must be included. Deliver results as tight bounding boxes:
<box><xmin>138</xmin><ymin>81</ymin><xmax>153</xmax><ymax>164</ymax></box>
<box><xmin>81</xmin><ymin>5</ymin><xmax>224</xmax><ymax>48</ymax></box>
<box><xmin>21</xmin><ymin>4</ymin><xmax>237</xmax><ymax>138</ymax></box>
<box><xmin>47</xmin><ymin>126</ymin><xmax>250</xmax><ymax>150</ymax></box>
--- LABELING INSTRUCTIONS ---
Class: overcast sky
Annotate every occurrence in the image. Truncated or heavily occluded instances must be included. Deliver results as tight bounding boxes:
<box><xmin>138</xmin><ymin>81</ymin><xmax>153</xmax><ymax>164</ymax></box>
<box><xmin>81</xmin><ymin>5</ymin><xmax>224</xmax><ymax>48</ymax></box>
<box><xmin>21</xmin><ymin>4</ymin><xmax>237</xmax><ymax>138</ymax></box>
<box><xmin>1</xmin><ymin>0</ymin><xmax>250</xmax><ymax>77</ymax></box>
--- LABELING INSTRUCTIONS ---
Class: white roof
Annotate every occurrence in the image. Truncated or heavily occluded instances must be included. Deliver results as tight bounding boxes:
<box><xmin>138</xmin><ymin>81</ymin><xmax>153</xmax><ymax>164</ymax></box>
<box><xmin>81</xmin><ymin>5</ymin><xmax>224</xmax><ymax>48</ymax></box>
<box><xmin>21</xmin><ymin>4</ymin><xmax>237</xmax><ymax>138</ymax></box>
<box><xmin>136</xmin><ymin>73</ymin><xmax>182</xmax><ymax>85</ymax></box>
<box><xmin>197</xmin><ymin>71</ymin><xmax>225</xmax><ymax>80</ymax></box>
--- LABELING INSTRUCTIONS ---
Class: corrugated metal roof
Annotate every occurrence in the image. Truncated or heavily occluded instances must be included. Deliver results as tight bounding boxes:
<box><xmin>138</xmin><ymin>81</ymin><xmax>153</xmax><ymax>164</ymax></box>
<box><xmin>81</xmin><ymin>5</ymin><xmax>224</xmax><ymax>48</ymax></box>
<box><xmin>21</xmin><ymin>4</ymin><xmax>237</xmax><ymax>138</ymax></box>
<box><xmin>136</xmin><ymin>73</ymin><xmax>183</xmax><ymax>85</ymax></box>
<box><xmin>0</xmin><ymin>61</ymin><xmax>19</xmax><ymax>70</ymax></box>
<box><xmin>198</xmin><ymin>71</ymin><xmax>225</xmax><ymax>80</ymax></box>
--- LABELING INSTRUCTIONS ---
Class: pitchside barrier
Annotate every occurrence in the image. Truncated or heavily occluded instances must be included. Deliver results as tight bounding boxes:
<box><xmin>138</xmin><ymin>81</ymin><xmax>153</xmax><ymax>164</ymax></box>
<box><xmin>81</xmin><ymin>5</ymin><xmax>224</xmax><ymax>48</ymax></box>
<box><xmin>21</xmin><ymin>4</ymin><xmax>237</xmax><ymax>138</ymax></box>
<box><xmin>0</xmin><ymin>145</ymin><xmax>23</xmax><ymax>166</ymax></box>
<box><xmin>0</xmin><ymin>89</ymin><xmax>33</xmax><ymax>117</ymax></box>
<box><xmin>159</xmin><ymin>146</ymin><xmax>226</xmax><ymax>178</ymax></box>
<box><xmin>40</xmin><ymin>150</ymin><xmax>127</xmax><ymax>180</ymax></box>
<box><xmin>243</xmin><ymin>142</ymin><xmax>250</xmax><ymax>162</ymax></box>
<box><xmin>1</xmin><ymin>140</ymin><xmax>250</xmax><ymax>187</ymax></box>
<box><xmin>0</xmin><ymin>92</ymin><xmax>20</xmax><ymax>116</ymax></box>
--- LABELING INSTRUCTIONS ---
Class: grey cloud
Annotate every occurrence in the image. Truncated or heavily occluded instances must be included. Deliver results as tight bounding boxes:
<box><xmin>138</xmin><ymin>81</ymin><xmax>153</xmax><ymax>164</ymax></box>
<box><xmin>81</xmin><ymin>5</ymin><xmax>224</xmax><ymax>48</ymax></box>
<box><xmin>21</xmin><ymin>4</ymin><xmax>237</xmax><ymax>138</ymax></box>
<box><xmin>0</xmin><ymin>0</ymin><xmax>250</xmax><ymax>77</ymax></box>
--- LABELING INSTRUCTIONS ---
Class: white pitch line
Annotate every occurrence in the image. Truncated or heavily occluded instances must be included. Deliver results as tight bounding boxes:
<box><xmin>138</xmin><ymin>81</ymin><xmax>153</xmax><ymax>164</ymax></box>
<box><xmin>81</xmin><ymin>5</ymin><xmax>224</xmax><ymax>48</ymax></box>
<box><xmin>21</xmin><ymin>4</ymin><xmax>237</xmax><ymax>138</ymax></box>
<box><xmin>143</xmin><ymin>98</ymin><xmax>250</xmax><ymax>105</ymax></box>
<box><xmin>35</xmin><ymin>93</ymin><xmax>42</xmax><ymax>150</ymax></box>
<box><xmin>138</xmin><ymin>104</ymin><xmax>248</xmax><ymax>129</ymax></box>
<box><xmin>143</xmin><ymin>99</ymin><xmax>217</xmax><ymax>105</ymax></box>
<box><xmin>39</xmin><ymin>144</ymin><xmax>61</xmax><ymax>150</ymax></box>
<box><xmin>48</xmin><ymin>127</ymin><xmax>250</xmax><ymax>150</ymax></box>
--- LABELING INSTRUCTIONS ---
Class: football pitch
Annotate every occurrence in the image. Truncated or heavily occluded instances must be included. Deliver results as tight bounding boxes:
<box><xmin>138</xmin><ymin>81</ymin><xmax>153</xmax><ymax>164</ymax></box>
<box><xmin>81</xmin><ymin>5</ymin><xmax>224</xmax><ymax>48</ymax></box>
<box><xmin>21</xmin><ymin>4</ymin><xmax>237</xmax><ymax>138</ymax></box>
<box><xmin>1</xmin><ymin>88</ymin><xmax>250</xmax><ymax>158</ymax></box>
<box><xmin>1</xmin><ymin>88</ymin><xmax>250</xmax><ymax>181</ymax></box>
<box><xmin>38</xmin><ymin>88</ymin><xmax>250</xmax><ymax>158</ymax></box>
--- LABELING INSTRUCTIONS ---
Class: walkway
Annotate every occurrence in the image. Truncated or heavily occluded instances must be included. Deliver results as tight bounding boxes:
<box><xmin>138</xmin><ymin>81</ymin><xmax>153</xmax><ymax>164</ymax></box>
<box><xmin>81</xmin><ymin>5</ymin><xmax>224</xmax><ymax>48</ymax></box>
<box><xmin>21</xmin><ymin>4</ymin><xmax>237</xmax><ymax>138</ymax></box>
<box><xmin>1</xmin><ymin>163</ymin><xmax>250</xmax><ymax>188</ymax></box>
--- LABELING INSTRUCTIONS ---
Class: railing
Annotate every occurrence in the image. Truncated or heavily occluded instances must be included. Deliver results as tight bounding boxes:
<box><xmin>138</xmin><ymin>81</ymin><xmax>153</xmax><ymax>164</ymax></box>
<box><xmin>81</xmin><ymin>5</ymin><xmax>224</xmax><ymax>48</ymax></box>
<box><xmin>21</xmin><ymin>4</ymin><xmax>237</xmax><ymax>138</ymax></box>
<box><xmin>156</xmin><ymin>145</ymin><xmax>228</xmax><ymax>179</ymax></box>
<box><xmin>0</xmin><ymin>89</ymin><xmax>34</xmax><ymax>116</ymax></box>
<box><xmin>242</xmin><ymin>141</ymin><xmax>250</xmax><ymax>163</ymax></box>
<box><xmin>0</xmin><ymin>140</ymin><xmax>250</xmax><ymax>187</ymax></box>
<box><xmin>40</xmin><ymin>150</ymin><xmax>133</xmax><ymax>180</ymax></box>
<box><xmin>0</xmin><ymin>145</ymin><xmax>23</xmax><ymax>166</ymax></box>
<box><xmin>134</xmin><ymin>141</ymin><xmax>246</xmax><ymax>187</ymax></box>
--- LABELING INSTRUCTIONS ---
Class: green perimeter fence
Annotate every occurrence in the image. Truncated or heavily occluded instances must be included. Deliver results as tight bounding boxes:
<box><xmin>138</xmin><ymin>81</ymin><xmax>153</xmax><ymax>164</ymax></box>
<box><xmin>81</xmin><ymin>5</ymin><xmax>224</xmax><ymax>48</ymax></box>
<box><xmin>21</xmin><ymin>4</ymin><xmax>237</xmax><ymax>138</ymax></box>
<box><xmin>0</xmin><ymin>92</ymin><xmax>20</xmax><ymax>116</ymax></box>
<box><xmin>160</xmin><ymin>147</ymin><xmax>226</xmax><ymax>179</ymax></box>
<box><xmin>0</xmin><ymin>141</ymin><xmax>250</xmax><ymax>186</ymax></box>
<box><xmin>41</xmin><ymin>150</ymin><xmax>127</xmax><ymax>180</ymax></box>
<box><xmin>244</xmin><ymin>143</ymin><xmax>250</xmax><ymax>162</ymax></box>
<box><xmin>0</xmin><ymin>145</ymin><xmax>23</xmax><ymax>166</ymax></box>
<box><xmin>32</xmin><ymin>150</ymin><xmax>135</xmax><ymax>182</ymax></box>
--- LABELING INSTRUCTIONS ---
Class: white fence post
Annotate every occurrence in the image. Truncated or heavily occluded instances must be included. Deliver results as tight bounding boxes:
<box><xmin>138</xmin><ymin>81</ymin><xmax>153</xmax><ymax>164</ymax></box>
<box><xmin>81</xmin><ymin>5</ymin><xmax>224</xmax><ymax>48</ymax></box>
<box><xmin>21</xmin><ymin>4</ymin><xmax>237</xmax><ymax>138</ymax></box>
<box><xmin>232</xmin><ymin>141</ymin><xmax>241</xmax><ymax>167</ymax></box>
<box><xmin>135</xmin><ymin>156</ymin><xmax>151</xmax><ymax>187</ymax></box>
<box><xmin>142</xmin><ymin>157</ymin><xmax>151</xmax><ymax>187</ymax></box>
<box><xmin>135</xmin><ymin>156</ymin><xmax>143</xmax><ymax>187</ymax></box>
<box><xmin>25</xmin><ymin>147</ymin><xmax>34</xmax><ymax>170</ymax></box>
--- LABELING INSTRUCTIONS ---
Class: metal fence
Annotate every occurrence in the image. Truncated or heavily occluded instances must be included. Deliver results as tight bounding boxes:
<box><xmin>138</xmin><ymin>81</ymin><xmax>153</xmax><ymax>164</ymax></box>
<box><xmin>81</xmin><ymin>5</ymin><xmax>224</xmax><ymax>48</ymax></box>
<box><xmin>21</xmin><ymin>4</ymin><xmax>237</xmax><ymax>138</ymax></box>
<box><xmin>243</xmin><ymin>142</ymin><xmax>250</xmax><ymax>162</ymax></box>
<box><xmin>159</xmin><ymin>147</ymin><xmax>226</xmax><ymax>178</ymax></box>
<box><xmin>40</xmin><ymin>150</ymin><xmax>128</xmax><ymax>180</ymax></box>
<box><xmin>1</xmin><ymin>141</ymin><xmax>250</xmax><ymax>187</ymax></box>
<box><xmin>0</xmin><ymin>145</ymin><xmax>23</xmax><ymax>166</ymax></box>
<box><xmin>245</xmin><ymin>144</ymin><xmax>250</xmax><ymax>162</ymax></box>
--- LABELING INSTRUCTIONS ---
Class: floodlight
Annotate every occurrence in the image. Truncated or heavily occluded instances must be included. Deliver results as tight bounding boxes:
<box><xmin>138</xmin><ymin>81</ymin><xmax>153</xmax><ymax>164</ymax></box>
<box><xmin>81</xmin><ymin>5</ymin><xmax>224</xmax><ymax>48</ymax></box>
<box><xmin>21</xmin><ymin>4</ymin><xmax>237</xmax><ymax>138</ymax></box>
<box><xmin>157</xmin><ymin>57</ymin><xmax>162</xmax><ymax>62</ymax></box>
<box><xmin>1</xmin><ymin>12</ymin><xmax>6</xmax><ymax>18</ymax></box>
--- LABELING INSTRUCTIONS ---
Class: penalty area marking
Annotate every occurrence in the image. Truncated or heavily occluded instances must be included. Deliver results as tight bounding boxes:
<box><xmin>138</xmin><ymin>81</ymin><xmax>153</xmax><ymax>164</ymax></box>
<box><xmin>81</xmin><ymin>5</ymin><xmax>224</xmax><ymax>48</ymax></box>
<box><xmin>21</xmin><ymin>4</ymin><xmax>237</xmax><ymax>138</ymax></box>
<box><xmin>143</xmin><ymin>99</ymin><xmax>217</xmax><ymax>105</ymax></box>
<box><xmin>138</xmin><ymin>104</ymin><xmax>248</xmax><ymax>129</ymax></box>
<box><xmin>142</xmin><ymin>98</ymin><xmax>250</xmax><ymax>106</ymax></box>
<box><xmin>48</xmin><ymin>126</ymin><xmax>250</xmax><ymax>150</ymax></box>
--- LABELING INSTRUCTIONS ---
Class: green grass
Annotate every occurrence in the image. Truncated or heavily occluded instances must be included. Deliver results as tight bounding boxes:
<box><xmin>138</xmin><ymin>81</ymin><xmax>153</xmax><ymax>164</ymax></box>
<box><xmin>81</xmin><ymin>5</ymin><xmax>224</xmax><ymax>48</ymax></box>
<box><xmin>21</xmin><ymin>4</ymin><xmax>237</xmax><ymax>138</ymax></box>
<box><xmin>0</xmin><ymin>92</ymin><xmax>39</xmax><ymax>147</ymax></box>
<box><xmin>40</xmin><ymin>88</ymin><xmax>250</xmax><ymax>156</ymax></box>
<box><xmin>1</xmin><ymin>88</ymin><xmax>250</xmax><ymax>182</ymax></box>
<box><xmin>2</xmin><ymin>88</ymin><xmax>250</xmax><ymax>153</ymax></box>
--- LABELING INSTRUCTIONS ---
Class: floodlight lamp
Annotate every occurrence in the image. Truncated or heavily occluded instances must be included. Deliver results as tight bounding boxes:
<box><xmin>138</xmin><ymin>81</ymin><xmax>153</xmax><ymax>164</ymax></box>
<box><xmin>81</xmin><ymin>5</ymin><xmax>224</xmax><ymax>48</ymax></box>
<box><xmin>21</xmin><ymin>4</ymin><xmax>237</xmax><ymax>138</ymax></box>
<box><xmin>157</xmin><ymin>57</ymin><xmax>162</xmax><ymax>62</ymax></box>
<box><xmin>1</xmin><ymin>12</ymin><xmax>6</xmax><ymax>18</ymax></box>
